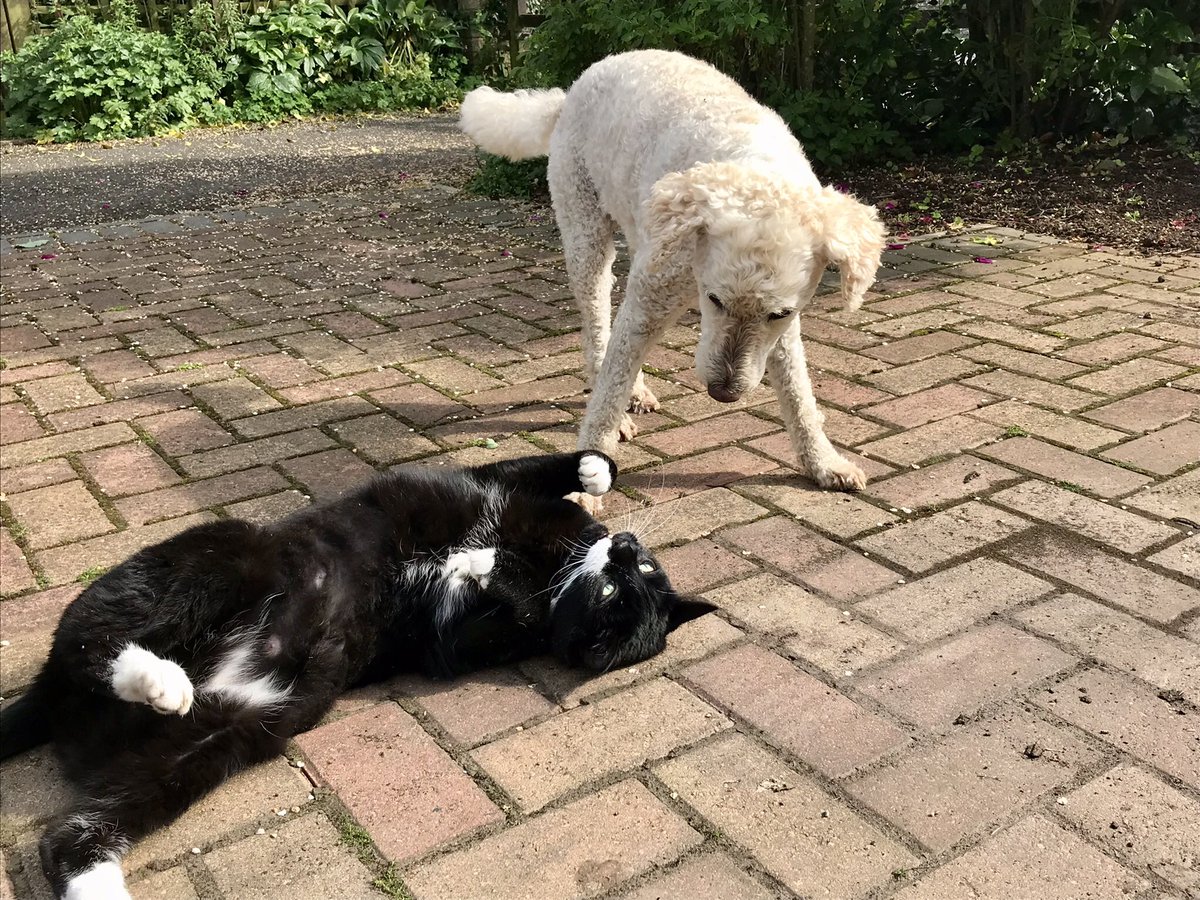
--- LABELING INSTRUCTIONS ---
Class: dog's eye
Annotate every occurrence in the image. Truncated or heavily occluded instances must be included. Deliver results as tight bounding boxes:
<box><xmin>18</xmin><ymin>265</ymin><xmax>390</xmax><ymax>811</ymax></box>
<box><xmin>638</xmin><ymin>561</ymin><xmax>656</xmax><ymax>574</ymax></box>
<box><xmin>601</xmin><ymin>580</ymin><xmax>616</xmax><ymax>597</ymax></box>
<box><xmin>707</xmin><ymin>293</ymin><xmax>724</xmax><ymax>310</ymax></box>
<box><xmin>768</xmin><ymin>310</ymin><xmax>793</xmax><ymax>321</ymax></box>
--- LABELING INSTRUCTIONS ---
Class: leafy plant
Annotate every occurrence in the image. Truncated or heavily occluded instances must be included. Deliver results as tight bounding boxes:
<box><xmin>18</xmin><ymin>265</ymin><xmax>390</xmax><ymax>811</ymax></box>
<box><xmin>513</xmin><ymin>0</ymin><xmax>1199</xmax><ymax>172</ymax></box>
<box><xmin>0</xmin><ymin>0</ymin><xmax>226</xmax><ymax>141</ymax></box>
<box><xmin>467</xmin><ymin>152</ymin><xmax>548</xmax><ymax>199</ymax></box>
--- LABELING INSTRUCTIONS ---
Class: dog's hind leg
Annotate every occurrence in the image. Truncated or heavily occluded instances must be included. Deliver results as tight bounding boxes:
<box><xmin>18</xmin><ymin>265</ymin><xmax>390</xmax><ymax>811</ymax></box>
<box><xmin>767</xmin><ymin>319</ymin><xmax>867</xmax><ymax>491</ymax></box>
<box><xmin>548</xmin><ymin>156</ymin><xmax>616</xmax><ymax>390</ymax></box>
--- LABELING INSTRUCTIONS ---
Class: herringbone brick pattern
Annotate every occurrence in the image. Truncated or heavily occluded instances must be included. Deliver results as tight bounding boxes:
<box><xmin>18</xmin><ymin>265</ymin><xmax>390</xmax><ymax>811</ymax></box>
<box><xmin>1</xmin><ymin>180</ymin><xmax>1198</xmax><ymax>899</ymax></box>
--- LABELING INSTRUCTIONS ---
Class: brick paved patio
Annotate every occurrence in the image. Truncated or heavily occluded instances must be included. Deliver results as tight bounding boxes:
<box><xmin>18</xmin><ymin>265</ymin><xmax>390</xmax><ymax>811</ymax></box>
<box><xmin>1</xmin><ymin>174</ymin><xmax>1198</xmax><ymax>899</ymax></box>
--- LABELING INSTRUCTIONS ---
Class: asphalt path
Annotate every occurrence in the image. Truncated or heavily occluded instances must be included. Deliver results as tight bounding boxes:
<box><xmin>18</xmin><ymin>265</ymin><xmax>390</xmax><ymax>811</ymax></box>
<box><xmin>0</xmin><ymin>113</ymin><xmax>477</xmax><ymax>235</ymax></box>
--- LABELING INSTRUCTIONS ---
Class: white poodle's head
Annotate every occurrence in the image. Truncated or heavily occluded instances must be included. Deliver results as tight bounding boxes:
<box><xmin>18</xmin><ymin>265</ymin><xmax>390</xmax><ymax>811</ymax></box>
<box><xmin>645</xmin><ymin>162</ymin><xmax>885</xmax><ymax>402</ymax></box>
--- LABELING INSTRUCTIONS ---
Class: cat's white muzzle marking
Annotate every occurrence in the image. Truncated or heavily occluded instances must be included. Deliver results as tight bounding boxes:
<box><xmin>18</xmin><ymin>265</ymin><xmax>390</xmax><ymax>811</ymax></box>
<box><xmin>582</xmin><ymin>537</ymin><xmax>612</xmax><ymax>575</ymax></box>
<box><xmin>110</xmin><ymin>644</ymin><xmax>194</xmax><ymax>716</ymax></box>
<box><xmin>578</xmin><ymin>454</ymin><xmax>612</xmax><ymax>496</ymax></box>
<box><xmin>63</xmin><ymin>857</ymin><xmax>129</xmax><ymax>900</ymax></box>
<box><xmin>551</xmin><ymin>536</ymin><xmax>612</xmax><ymax>612</ymax></box>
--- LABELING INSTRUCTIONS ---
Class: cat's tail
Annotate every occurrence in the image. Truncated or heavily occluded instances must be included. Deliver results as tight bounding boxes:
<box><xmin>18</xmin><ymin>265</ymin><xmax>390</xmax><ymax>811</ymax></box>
<box><xmin>0</xmin><ymin>685</ymin><xmax>52</xmax><ymax>759</ymax></box>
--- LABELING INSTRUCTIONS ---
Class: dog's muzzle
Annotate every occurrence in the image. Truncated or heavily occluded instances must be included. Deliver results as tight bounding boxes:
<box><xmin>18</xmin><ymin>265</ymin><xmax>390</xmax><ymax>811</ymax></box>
<box><xmin>707</xmin><ymin>383</ymin><xmax>742</xmax><ymax>403</ymax></box>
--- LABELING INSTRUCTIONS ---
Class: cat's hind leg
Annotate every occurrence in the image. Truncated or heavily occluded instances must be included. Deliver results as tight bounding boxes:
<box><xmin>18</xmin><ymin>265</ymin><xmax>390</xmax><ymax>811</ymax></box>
<box><xmin>110</xmin><ymin>644</ymin><xmax>194</xmax><ymax>716</ymax></box>
<box><xmin>42</xmin><ymin>720</ymin><xmax>280</xmax><ymax>899</ymax></box>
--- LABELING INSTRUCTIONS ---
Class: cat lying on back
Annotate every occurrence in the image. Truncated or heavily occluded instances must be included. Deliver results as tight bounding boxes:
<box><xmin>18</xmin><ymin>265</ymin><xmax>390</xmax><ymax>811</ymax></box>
<box><xmin>0</xmin><ymin>450</ymin><xmax>714</xmax><ymax>900</ymax></box>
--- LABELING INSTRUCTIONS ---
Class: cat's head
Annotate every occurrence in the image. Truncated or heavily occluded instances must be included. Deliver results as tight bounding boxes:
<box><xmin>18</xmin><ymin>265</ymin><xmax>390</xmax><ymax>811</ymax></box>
<box><xmin>550</xmin><ymin>525</ymin><xmax>717</xmax><ymax>672</ymax></box>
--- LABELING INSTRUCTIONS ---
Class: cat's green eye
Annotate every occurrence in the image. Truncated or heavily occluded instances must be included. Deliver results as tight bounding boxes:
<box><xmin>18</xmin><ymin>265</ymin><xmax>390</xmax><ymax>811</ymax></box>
<box><xmin>638</xmin><ymin>561</ymin><xmax>656</xmax><ymax>574</ymax></box>
<box><xmin>601</xmin><ymin>581</ymin><xmax>616</xmax><ymax>597</ymax></box>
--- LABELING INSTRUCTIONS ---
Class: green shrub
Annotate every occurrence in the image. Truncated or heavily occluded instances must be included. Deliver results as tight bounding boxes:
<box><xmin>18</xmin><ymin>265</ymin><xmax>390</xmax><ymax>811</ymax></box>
<box><xmin>467</xmin><ymin>152</ymin><xmax>548</xmax><ymax>199</ymax></box>
<box><xmin>226</xmin><ymin>0</ymin><xmax>465</xmax><ymax>119</ymax></box>
<box><xmin>515</xmin><ymin>0</ymin><xmax>1199</xmax><ymax>169</ymax></box>
<box><xmin>172</xmin><ymin>0</ymin><xmax>245</xmax><ymax>95</ymax></box>
<box><xmin>0</xmin><ymin>0</ymin><xmax>226</xmax><ymax>141</ymax></box>
<box><xmin>312</xmin><ymin>54</ymin><xmax>463</xmax><ymax>112</ymax></box>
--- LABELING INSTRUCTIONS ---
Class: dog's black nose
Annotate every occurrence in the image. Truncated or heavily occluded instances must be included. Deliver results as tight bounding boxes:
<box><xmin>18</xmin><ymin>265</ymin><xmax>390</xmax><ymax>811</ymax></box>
<box><xmin>707</xmin><ymin>382</ymin><xmax>741</xmax><ymax>403</ymax></box>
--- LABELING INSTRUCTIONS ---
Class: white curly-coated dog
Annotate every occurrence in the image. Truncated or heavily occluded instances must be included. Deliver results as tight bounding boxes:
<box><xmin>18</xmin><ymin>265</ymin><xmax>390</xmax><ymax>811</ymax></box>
<box><xmin>460</xmin><ymin>49</ymin><xmax>886</xmax><ymax>491</ymax></box>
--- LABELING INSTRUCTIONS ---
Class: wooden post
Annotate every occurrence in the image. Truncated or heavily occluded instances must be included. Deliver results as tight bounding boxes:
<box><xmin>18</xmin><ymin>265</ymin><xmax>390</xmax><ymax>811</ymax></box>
<box><xmin>1</xmin><ymin>0</ymin><xmax>34</xmax><ymax>53</ymax></box>
<box><xmin>506</xmin><ymin>0</ymin><xmax>521</xmax><ymax>71</ymax></box>
<box><xmin>458</xmin><ymin>0</ymin><xmax>484</xmax><ymax>71</ymax></box>
<box><xmin>800</xmin><ymin>0</ymin><xmax>815</xmax><ymax>92</ymax></box>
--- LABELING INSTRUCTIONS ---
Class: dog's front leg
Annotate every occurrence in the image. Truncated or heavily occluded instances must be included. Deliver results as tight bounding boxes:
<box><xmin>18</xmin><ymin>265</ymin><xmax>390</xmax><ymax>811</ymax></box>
<box><xmin>767</xmin><ymin>319</ymin><xmax>867</xmax><ymax>491</ymax></box>
<box><xmin>577</xmin><ymin>291</ymin><xmax>663</xmax><ymax>455</ymax></box>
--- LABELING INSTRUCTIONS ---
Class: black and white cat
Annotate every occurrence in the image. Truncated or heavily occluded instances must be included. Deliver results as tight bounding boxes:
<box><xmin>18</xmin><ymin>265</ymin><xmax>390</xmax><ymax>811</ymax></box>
<box><xmin>0</xmin><ymin>450</ymin><xmax>714</xmax><ymax>900</ymax></box>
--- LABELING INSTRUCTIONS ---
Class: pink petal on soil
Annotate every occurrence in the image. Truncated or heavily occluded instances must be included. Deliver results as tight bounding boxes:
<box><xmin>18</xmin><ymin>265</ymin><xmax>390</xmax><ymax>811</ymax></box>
<box><xmin>883</xmin><ymin>201</ymin><xmax>898</xmax><ymax>210</ymax></box>
<box><xmin>834</xmin><ymin>183</ymin><xmax>851</xmax><ymax>194</ymax></box>
<box><xmin>969</xmin><ymin>181</ymin><xmax>983</xmax><ymax>188</ymax></box>
<box><xmin>101</xmin><ymin>202</ymin><xmax>112</xmax><ymax>209</ymax></box>
<box><xmin>886</xmin><ymin>242</ymin><xmax>906</xmax><ymax>251</ymax></box>
<box><xmin>500</xmin><ymin>249</ymin><xmax>512</xmax><ymax>258</ymax></box>
<box><xmin>379</xmin><ymin>212</ymin><xmax>389</xmax><ymax>219</ymax></box>
<box><xmin>973</xmin><ymin>256</ymin><xmax>994</xmax><ymax>264</ymax></box>
<box><xmin>40</xmin><ymin>253</ymin><xmax>57</xmax><ymax>260</ymax></box>
<box><xmin>919</xmin><ymin>214</ymin><xmax>933</xmax><ymax>224</ymax></box>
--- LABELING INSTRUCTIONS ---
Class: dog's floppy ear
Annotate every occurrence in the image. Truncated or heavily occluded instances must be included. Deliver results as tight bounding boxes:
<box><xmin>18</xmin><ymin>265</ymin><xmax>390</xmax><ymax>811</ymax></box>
<box><xmin>644</xmin><ymin>166</ymin><xmax>710</xmax><ymax>269</ymax></box>
<box><xmin>816</xmin><ymin>187</ymin><xmax>887</xmax><ymax>311</ymax></box>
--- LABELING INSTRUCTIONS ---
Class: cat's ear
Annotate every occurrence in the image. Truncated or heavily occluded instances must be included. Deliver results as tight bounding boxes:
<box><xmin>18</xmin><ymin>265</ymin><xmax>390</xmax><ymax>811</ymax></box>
<box><xmin>667</xmin><ymin>596</ymin><xmax>719</xmax><ymax>631</ymax></box>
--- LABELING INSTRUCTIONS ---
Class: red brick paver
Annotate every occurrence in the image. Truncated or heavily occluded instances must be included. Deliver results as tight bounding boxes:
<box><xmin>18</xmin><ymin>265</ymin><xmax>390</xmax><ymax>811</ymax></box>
<box><xmin>2</xmin><ymin>169</ymin><xmax>1197</xmax><ymax>899</ymax></box>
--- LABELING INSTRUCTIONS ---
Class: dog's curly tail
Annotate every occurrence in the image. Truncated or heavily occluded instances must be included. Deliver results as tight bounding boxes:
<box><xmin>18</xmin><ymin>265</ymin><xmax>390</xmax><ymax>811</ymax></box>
<box><xmin>459</xmin><ymin>86</ymin><xmax>567</xmax><ymax>161</ymax></box>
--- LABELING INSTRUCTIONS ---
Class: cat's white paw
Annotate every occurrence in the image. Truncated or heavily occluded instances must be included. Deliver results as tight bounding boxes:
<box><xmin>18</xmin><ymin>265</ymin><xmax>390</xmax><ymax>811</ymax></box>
<box><xmin>111</xmin><ymin>644</ymin><xmax>194</xmax><ymax>716</ymax></box>
<box><xmin>443</xmin><ymin>548</ymin><xmax>495</xmax><ymax>589</ymax></box>
<box><xmin>443</xmin><ymin>551</ymin><xmax>472</xmax><ymax>586</ymax></box>
<box><xmin>465</xmin><ymin>547</ymin><xmax>496</xmax><ymax>589</ymax></box>
<box><xmin>63</xmin><ymin>860</ymin><xmax>131</xmax><ymax>900</ymax></box>
<box><xmin>578</xmin><ymin>453</ymin><xmax>612</xmax><ymax>496</ymax></box>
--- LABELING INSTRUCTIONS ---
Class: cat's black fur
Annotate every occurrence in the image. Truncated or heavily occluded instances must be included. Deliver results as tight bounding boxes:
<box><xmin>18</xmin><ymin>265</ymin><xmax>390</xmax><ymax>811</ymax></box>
<box><xmin>0</xmin><ymin>450</ymin><xmax>714</xmax><ymax>899</ymax></box>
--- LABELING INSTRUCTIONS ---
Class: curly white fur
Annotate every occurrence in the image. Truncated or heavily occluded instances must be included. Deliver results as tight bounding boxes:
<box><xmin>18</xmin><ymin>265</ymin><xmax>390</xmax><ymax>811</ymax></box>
<box><xmin>459</xmin><ymin>50</ymin><xmax>885</xmax><ymax>491</ymax></box>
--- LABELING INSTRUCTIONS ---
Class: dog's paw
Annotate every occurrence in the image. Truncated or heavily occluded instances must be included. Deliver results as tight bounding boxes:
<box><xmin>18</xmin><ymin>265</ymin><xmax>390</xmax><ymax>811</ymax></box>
<box><xmin>565</xmin><ymin>491</ymin><xmax>604</xmax><ymax>516</ymax></box>
<box><xmin>617</xmin><ymin>413</ymin><xmax>639</xmax><ymax>443</ymax></box>
<box><xmin>111</xmin><ymin>645</ymin><xmax>194</xmax><ymax>716</ymax></box>
<box><xmin>578</xmin><ymin>453</ymin><xmax>613</xmax><ymax>496</ymax></box>
<box><xmin>627</xmin><ymin>384</ymin><xmax>659</xmax><ymax>414</ymax></box>
<box><xmin>812</xmin><ymin>455</ymin><xmax>867</xmax><ymax>492</ymax></box>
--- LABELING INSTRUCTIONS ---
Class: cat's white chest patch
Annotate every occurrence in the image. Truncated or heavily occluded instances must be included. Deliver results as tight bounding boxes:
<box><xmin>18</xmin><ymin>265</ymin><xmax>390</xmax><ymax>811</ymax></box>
<box><xmin>201</xmin><ymin>640</ymin><xmax>290</xmax><ymax>709</ymax></box>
